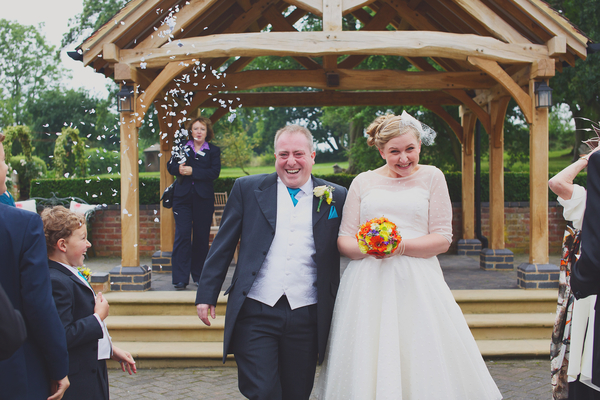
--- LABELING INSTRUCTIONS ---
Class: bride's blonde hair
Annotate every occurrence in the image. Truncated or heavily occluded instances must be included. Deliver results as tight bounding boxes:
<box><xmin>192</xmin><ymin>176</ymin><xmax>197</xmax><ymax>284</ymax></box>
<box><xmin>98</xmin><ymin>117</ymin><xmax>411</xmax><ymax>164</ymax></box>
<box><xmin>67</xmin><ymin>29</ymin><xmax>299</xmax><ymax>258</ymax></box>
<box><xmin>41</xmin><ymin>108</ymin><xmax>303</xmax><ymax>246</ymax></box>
<box><xmin>365</xmin><ymin>114</ymin><xmax>421</xmax><ymax>150</ymax></box>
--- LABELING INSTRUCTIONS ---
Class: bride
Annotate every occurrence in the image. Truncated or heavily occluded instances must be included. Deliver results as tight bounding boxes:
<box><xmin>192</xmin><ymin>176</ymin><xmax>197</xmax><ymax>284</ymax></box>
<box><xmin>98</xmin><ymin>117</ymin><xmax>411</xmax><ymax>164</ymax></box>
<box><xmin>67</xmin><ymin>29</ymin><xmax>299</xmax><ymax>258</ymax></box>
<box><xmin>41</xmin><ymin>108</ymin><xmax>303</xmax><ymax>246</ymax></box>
<box><xmin>315</xmin><ymin>111</ymin><xmax>502</xmax><ymax>399</ymax></box>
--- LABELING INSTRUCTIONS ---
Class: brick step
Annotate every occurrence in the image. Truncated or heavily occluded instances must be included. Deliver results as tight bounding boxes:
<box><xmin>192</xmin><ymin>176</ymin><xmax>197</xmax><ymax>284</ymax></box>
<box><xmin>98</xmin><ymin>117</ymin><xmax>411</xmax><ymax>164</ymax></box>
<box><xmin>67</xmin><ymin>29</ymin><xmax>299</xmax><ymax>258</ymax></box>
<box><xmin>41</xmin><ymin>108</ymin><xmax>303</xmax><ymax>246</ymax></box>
<box><xmin>465</xmin><ymin>313</ymin><xmax>555</xmax><ymax>340</ymax></box>
<box><xmin>108</xmin><ymin>339</ymin><xmax>550</xmax><ymax>369</ymax></box>
<box><xmin>104</xmin><ymin>289</ymin><xmax>558</xmax><ymax>316</ymax></box>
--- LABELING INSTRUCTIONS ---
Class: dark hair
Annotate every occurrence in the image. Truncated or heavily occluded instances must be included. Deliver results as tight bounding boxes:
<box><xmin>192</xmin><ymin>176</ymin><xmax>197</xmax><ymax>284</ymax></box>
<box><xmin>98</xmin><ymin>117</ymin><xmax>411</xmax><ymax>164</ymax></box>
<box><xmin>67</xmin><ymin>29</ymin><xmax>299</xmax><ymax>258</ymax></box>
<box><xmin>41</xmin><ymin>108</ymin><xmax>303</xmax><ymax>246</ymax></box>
<box><xmin>186</xmin><ymin>117</ymin><xmax>214</xmax><ymax>142</ymax></box>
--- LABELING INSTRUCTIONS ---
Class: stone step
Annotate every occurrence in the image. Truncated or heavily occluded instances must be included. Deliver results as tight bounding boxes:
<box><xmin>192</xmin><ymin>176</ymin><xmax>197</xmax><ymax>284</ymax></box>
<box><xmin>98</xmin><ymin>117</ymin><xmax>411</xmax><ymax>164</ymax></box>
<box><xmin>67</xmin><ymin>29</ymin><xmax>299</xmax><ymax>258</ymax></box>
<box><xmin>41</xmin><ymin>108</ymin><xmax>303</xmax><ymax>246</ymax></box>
<box><xmin>106</xmin><ymin>315</ymin><xmax>225</xmax><ymax>342</ymax></box>
<box><xmin>109</xmin><ymin>339</ymin><xmax>550</xmax><ymax>369</ymax></box>
<box><xmin>104</xmin><ymin>291</ymin><xmax>227</xmax><ymax>316</ymax></box>
<box><xmin>104</xmin><ymin>289</ymin><xmax>558</xmax><ymax>316</ymax></box>
<box><xmin>107</xmin><ymin>313</ymin><xmax>556</xmax><ymax>342</ymax></box>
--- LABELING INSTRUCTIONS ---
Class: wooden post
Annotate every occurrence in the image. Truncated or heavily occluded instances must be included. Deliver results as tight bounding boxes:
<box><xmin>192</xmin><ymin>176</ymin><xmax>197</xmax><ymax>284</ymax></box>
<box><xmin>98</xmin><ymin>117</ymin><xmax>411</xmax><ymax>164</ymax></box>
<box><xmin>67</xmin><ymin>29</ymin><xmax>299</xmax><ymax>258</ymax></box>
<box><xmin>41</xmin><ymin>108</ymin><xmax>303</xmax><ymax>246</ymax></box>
<box><xmin>528</xmin><ymin>80</ymin><xmax>549</xmax><ymax>265</ymax></box>
<box><xmin>461</xmin><ymin>111</ymin><xmax>476</xmax><ymax>240</ymax></box>
<box><xmin>323</xmin><ymin>0</ymin><xmax>342</xmax><ymax>32</ymax></box>
<box><xmin>158</xmin><ymin>107</ymin><xmax>175</xmax><ymax>253</ymax></box>
<box><xmin>119</xmin><ymin>110</ymin><xmax>140</xmax><ymax>267</ymax></box>
<box><xmin>457</xmin><ymin>109</ymin><xmax>481</xmax><ymax>256</ymax></box>
<box><xmin>488</xmin><ymin>98</ymin><xmax>510</xmax><ymax>249</ymax></box>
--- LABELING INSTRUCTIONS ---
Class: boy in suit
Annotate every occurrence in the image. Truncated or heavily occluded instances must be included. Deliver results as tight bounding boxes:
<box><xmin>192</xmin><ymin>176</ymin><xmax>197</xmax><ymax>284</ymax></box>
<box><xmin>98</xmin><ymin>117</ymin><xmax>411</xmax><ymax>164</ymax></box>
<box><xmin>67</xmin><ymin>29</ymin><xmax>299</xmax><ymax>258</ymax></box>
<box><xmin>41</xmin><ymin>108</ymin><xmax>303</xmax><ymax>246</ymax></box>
<box><xmin>42</xmin><ymin>206</ymin><xmax>136</xmax><ymax>400</ymax></box>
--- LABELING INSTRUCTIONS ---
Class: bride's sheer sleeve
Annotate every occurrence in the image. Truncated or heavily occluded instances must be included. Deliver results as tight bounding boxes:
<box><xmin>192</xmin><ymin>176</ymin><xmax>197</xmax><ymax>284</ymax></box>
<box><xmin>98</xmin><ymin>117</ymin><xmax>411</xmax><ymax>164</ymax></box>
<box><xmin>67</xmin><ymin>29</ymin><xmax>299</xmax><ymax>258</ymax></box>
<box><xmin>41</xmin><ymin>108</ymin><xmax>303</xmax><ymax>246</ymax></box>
<box><xmin>339</xmin><ymin>174</ymin><xmax>363</xmax><ymax>237</ymax></box>
<box><xmin>428</xmin><ymin>168</ymin><xmax>453</xmax><ymax>243</ymax></box>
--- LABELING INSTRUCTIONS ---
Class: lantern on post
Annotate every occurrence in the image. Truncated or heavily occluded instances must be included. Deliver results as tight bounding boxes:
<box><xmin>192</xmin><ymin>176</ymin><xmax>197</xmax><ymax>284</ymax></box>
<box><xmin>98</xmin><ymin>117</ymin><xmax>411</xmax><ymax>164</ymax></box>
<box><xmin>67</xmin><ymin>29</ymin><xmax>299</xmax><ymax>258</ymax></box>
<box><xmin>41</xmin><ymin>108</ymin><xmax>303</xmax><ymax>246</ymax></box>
<box><xmin>116</xmin><ymin>85</ymin><xmax>134</xmax><ymax>112</ymax></box>
<box><xmin>534</xmin><ymin>81</ymin><xmax>553</xmax><ymax>108</ymax></box>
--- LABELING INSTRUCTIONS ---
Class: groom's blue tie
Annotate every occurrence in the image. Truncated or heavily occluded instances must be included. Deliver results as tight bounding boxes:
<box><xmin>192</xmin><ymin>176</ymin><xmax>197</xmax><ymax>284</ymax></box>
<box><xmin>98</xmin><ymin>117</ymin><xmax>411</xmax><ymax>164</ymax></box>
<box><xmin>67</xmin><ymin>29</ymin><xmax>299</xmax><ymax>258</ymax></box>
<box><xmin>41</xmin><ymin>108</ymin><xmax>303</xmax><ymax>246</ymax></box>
<box><xmin>287</xmin><ymin>187</ymin><xmax>301</xmax><ymax>206</ymax></box>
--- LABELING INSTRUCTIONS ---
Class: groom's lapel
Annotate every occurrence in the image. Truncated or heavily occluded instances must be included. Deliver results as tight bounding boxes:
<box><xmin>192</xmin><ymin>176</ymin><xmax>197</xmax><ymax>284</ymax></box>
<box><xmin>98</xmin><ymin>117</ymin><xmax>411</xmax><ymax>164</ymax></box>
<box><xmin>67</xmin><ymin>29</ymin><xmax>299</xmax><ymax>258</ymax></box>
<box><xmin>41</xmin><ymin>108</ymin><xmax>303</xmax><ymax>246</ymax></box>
<box><xmin>255</xmin><ymin>173</ymin><xmax>278</xmax><ymax>231</ymax></box>
<box><xmin>312</xmin><ymin>176</ymin><xmax>328</xmax><ymax>227</ymax></box>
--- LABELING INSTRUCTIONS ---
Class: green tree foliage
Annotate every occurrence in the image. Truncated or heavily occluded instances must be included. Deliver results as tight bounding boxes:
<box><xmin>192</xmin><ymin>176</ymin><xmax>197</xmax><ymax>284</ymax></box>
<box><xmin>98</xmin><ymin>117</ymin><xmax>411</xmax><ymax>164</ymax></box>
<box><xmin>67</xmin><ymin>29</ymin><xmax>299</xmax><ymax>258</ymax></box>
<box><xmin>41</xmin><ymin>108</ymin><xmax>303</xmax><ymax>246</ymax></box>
<box><xmin>547</xmin><ymin>0</ymin><xmax>600</xmax><ymax>159</ymax></box>
<box><xmin>3</xmin><ymin>125</ymin><xmax>39</xmax><ymax>198</ymax></box>
<box><xmin>61</xmin><ymin>0</ymin><xmax>127</xmax><ymax>47</ymax></box>
<box><xmin>53</xmin><ymin>127</ymin><xmax>88</xmax><ymax>178</ymax></box>
<box><xmin>216</xmin><ymin>129</ymin><xmax>257</xmax><ymax>175</ymax></box>
<box><xmin>0</xmin><ymin>19</ymin><xmax>60</xmax><ymax>126</ymax></box>
<box><xmin>25</xmin><ymin>88</ymin><xmax>103</xmax><ymax>161</ymax></box>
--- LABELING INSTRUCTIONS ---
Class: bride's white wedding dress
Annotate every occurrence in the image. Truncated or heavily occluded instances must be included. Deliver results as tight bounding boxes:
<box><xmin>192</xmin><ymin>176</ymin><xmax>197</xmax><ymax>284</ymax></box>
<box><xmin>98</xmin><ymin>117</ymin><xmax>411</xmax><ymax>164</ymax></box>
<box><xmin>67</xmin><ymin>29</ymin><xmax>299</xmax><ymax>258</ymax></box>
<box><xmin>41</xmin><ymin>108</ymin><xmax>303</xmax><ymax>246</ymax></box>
<box><xmin>315</xmin><ymin>167</ymin><xmax>502</xmax><ymax>400</ymax></box>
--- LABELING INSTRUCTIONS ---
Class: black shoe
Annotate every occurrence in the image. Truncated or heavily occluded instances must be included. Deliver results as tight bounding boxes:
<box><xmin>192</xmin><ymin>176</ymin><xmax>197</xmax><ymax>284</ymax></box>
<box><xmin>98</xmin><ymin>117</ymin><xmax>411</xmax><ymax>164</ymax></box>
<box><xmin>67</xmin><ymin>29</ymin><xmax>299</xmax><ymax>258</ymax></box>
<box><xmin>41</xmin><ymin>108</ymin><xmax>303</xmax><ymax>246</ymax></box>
<box><xmin>174</xmin><ymin>282</ymin><xmax>187</xmax><ymax>290</ymax></box>
<box><xmin>193</xmin><ymin>281</ymin><xmax>199</xmax><ymax>286</ymax></box>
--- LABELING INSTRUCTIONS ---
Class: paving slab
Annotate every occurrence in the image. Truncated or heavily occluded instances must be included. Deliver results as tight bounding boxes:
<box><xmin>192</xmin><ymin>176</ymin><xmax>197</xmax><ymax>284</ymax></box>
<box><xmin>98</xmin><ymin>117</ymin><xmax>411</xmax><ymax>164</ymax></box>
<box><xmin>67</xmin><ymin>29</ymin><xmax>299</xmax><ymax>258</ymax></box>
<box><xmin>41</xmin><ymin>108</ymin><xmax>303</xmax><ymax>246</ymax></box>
<box><xmin>108</xmin><ymin>358</ymin><xmax>552</xmax><ymax>399</ymax></box>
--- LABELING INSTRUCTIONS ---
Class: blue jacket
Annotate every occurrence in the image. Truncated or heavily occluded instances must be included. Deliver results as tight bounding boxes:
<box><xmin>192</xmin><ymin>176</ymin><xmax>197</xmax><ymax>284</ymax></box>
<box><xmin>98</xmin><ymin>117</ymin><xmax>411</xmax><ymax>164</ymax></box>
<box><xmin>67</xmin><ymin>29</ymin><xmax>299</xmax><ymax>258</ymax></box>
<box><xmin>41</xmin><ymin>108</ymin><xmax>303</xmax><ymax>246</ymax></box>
<box><xmin>0</xmin><ymin>204</ymin><xmax>69</xmax><ymax>399</ymax></box>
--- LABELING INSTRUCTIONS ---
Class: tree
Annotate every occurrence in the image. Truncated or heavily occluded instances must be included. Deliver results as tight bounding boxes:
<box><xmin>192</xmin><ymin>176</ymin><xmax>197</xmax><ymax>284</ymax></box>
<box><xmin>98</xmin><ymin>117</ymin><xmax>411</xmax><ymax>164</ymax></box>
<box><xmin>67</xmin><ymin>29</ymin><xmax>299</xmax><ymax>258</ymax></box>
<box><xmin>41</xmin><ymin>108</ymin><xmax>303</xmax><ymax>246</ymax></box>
<box><xmin>547</xmin><ymin>0</ymin><xmax>600</xmax><ymax>160</ymax></box>
<box><xmin>216</xmin><ymin>129</ymin><xmax>257</xmax><ymax>175</ymax></box>
<box><xmin>62</xmin><ymin>0</ymin><xmax>127</xmax><ymax>47</ymax></box>
<box><xmin>0</xmin><ymin>19</ymin><xmax>61</xmax><ymax>126</ymax></box>
<box><xmin>53</xmin><ymin>127</ymin><xmax>88</xmax><ymax>178</ymax></box>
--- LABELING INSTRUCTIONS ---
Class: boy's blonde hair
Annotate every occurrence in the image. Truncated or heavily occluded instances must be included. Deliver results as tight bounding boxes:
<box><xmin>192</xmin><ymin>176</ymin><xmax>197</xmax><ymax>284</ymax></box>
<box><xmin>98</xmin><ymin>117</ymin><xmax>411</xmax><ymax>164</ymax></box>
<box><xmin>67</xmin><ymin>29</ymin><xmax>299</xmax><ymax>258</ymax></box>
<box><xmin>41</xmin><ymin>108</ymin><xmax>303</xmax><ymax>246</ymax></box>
<box><xmin>41</xmin><ymin>206</ymin><xmax>86</xmax><ymax>254</ymax></box>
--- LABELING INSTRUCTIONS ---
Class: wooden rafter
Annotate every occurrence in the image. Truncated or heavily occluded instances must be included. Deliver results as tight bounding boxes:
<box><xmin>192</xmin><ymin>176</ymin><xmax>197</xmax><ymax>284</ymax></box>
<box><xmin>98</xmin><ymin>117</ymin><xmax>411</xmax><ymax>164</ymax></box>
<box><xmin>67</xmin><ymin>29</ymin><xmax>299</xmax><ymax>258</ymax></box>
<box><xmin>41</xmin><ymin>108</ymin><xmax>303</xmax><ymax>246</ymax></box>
<box><xmin>285</xmin><ymin>0</ymin><xmax>323</xmax><ymax>16</ymax></box>
<box><xmin>452</xmin><ymin>0</ymin><xmax>529</xmax><ymax>43</ymax></box>
<box><xmin>467</xmin><ymin>56</ymin><xmax>532</xmax><ymax>123</ymax></box>
<box><xmin>120</xmin><ymin>31</ymin><xmax>549</xmax><ymax>68</ymax></box>
<box><xmin>473</xmin><ymin>65</ymin><xmax>530</xmax><ymax>105</ymax></box>
<box><xmin>444</xmin><ymin>89</ymin><xmax>491</xmax><ymax>134</ymax></box>
<box><xmin>172</xmin><ymin>69</ymin><xmax>496</xmax><ymax>92</ymax></box>
<box><xmin>425</xmin><ymin>104</ymin><xmax>464</xmax><ymax>142</ymax></box>
<box><xmin>195</xmin><ymin>90</ymin><xmax>463</xmax><ymax>108</ymax></box>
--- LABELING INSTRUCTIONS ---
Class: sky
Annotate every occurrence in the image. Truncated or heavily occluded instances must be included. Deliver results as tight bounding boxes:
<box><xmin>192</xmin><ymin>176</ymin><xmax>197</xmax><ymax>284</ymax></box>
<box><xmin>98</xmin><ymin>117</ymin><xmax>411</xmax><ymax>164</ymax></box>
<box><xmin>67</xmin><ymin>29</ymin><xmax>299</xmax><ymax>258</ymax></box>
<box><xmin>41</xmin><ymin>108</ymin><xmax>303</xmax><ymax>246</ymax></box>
<box><xmin>4</xmin><ymin>0</ymin><xmax>112</xmax><ymax>99</ymax></box>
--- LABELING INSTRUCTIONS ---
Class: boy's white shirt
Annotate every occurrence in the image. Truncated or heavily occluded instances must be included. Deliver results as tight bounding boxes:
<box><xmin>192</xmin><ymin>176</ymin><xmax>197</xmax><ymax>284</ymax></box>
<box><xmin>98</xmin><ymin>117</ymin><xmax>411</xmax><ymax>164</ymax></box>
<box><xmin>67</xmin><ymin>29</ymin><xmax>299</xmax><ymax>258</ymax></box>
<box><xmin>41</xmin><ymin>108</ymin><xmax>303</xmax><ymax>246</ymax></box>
<box><xmin>58</xmin><ymin>261</ymin><xmax>113</xmax><ymax>360</ymax></box>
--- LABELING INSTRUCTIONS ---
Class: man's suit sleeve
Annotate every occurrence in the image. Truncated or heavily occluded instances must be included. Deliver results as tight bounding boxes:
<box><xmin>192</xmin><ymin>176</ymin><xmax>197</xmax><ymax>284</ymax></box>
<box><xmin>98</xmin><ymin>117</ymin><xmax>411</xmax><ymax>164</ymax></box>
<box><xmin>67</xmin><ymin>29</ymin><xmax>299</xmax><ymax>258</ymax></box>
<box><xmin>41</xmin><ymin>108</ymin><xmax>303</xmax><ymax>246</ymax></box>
<box><xmin>196</xmin><ymin>178</ymin><xmax>244</xmax><ymax>305</ymax></box>
<box><xmin>0</xmin><ymin>283</ymin><xmax>26</xmax><ymax>361</ymax></box>
<box><xmin>572</xmin><ymin>151</ymin><xmax>600</xmax><ymax>298</ymax></box>
<box><xmin>19</xmin><ymin>216</ymin><xmax>69</xmax><ymax>380</ymax></box>
<box><xmin>50</xmin><ymin>277</ymin><xmax>104</xmax><ymax>349</ymax></box>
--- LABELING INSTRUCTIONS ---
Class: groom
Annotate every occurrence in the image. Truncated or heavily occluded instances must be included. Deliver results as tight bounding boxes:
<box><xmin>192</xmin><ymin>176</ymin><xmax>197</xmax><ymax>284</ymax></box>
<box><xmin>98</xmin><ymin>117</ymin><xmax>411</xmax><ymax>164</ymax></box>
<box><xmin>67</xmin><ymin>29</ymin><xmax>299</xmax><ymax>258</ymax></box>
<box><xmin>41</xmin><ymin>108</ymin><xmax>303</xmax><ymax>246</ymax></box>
<box><xmin>196</xmin><ymin>124</ymin><xmax>347</xmax><ymax>399</ymax></box>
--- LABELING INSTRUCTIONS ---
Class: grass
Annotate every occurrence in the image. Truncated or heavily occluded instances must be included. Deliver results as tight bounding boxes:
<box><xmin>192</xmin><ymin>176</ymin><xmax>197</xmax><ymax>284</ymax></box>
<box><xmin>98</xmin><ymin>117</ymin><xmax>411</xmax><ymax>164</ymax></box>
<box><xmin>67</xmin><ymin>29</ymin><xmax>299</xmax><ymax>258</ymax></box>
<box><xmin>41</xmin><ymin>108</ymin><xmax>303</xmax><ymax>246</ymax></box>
<box><xmin>93</xmin><ymin>150</ymin><xmax>576</xmax><ymax>179</ymax></box>
<box><xmin>95</xmin><ymin>161</ymin><xmax>350</xmax><ymax>179</ymax></box>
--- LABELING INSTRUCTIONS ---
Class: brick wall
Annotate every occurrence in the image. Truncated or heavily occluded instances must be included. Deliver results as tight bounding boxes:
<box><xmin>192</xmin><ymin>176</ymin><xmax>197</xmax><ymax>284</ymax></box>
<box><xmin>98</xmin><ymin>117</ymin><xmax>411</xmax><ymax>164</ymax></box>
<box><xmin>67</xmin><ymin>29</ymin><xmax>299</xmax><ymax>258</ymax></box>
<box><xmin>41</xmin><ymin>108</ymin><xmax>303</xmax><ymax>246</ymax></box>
<box><xmin>90</xmin><ymin>202</ymin><xmax>567</xmax><ymax>257</ymax></box>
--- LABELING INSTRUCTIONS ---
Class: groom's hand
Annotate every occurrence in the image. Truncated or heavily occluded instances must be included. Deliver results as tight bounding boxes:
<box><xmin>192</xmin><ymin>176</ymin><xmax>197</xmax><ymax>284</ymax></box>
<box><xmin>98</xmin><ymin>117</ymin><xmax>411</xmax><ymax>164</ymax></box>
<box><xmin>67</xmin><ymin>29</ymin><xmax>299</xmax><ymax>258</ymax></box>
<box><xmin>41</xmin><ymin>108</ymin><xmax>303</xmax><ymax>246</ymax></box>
<box><xmin>197</xmin><ymin>304</ymin><xmax>216</xmax><ymax>326</ymax></box>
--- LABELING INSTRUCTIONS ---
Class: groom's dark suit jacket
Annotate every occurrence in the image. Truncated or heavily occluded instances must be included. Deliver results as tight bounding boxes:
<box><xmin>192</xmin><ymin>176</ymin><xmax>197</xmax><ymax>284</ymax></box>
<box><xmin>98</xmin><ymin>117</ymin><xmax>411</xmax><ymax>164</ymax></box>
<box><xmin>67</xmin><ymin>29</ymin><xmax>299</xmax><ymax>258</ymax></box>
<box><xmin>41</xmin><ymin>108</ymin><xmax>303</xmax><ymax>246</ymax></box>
<box><xmin>0</xmin><ymin>204</ymin><xmax>69</xmax><ymax>399</ymax></box>
<box><xmin>196</xmin><ymin>173</ymin><xmax>347</xmax><ymax>363</ymax></box>
<box><xmin>572</xmin><ymin>150</ymin><xmax>600</xmax><ymax>386</ymax></box>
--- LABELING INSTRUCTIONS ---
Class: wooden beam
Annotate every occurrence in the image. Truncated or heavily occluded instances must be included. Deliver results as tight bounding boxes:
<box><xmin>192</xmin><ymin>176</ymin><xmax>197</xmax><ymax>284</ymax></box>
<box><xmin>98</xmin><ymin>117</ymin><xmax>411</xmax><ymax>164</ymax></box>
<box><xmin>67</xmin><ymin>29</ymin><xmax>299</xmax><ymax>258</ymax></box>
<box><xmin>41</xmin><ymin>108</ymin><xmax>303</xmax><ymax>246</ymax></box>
<box><xmin>404</xmin><ymin>57</ymin><xmax>437</xmax><ymax>72</ymax></box>
<box><xmin>134</xmin><ymin>0</ymin><xmax>220</xmax><ymax>51</ymax></box>
<box><xmin>222</xmin><ymin>0</ymin><xmax>279</xmax><ymax>34</ymax></box>
<box><xmin>119</xmin><ymin>111</ymin><xmax>140</xmax><ymax>266</ymax></box>
<box><xmin>461</xmin><ymin>110</ymin><xmax>476</xmax><ymax>239</ymax></box>
<box><xmin>511</xmin><ymin>0</ymin><xmax>588</xmax><ymax>60</ymax></box>
<box><xmin>209</xmin><ymin>107</ymin><xmax>229</xmax><ymax>124</ymax></box>
<box><xmin>196</xmin><ymin>90</ymin><xmax>462</xmax><ymax>108</ymax></box>
<box><xmin>343</xmin><ymin>0</ymin><xmax>376</xmax><ymax>14</ymax></box>
<box><xmin>156</xmin><ymin>103</ymin><xmax>175</xmax><ymax>253</ymax></box>
<box><xmin>444</xmin><ymin>89</ymin><xmax>492</xmax><ymax>135</ymax></box>
<box><xmin>285</xmin><ymin>0</ymin><xmax>323</xmax><ymax>16</ymax></box>
<box><xmin>136</xmin><ymin>61</ymin><xmax>191</xmax><ymax>127</ymax></box>
<box><xmin>383</xmin><ymin>0</ymin><xmax>442</xmax><ymax>31</ymax></box>
<box><xmin>467</xmin><ymin>56</ymin><xmax>532</xmax><ymax>124</ymax></box>
<box><xmin>547</xmin><ymin>36</ymin><xmax>567</xmax><ymax>57</ymax></box>
<box><xmin>121</xmin><ymin>31</ymin><xmax>550</xmax><ymax>68</ymax></box>
<box><xmin>488</xmin><ymin>97</ymin><xmax>510</xmax><ymax>249</ymax></box>
<box><xmin>452</xmin><ymin>0</ymin><xmax>530</xmax><ymax>43</ymax></box>
<box><xmin>425</xmin><ymin>104</ymin><xmax>463</xmax><ymax>143</ymax></box>
<box><xmin>114</xmin><ymin>63</ymin><xmax>156</xmax><ymax>89</ymax></box>
<box><xmin>323</xmin><ymin>0</ymin><xmax>343</xmax><ymax>31</ymax></box>
<box><xmin>173</xmin><ymin>69</ymin><xmax>496</xmax><ymax>92</ymax></box>
<box><xmin>103</xmin><ymin>43</ymin><xmax>120</xmax><ymax>63</ymax></box>
<box><xmin>338</xmin><ymin>2</ymin><xmax>399</xmax><ymax>69</ymax></box>
<box><xmin>473</xmin><ymin>65</ymin><xmax>530</xmax><ymax>105</ymax></box>
<box><xmin>81</xmin><ymin>0</ymin><xmax>165</xmax><ymax>66</ymax></box>
<box><xmin>530</xmin><ymin>58</ymin><xmax>555</xmax><ymax>79</ymax></box>
<box><xmin>528</xmin><ymin>78</ymin><xmax>549</xmax><ymax>264</ymax></box>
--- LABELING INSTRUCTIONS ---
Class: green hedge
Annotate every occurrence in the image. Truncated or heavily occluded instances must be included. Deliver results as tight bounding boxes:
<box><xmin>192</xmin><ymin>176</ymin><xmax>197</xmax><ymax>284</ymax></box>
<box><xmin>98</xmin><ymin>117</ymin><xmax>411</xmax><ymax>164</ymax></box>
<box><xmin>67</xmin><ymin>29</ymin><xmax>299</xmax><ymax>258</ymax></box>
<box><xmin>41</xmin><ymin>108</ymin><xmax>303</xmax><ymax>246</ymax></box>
<box><xmin>31</xmin><ymin>171</ymin><xmax>585</xmax><ymax>205</ymax></box>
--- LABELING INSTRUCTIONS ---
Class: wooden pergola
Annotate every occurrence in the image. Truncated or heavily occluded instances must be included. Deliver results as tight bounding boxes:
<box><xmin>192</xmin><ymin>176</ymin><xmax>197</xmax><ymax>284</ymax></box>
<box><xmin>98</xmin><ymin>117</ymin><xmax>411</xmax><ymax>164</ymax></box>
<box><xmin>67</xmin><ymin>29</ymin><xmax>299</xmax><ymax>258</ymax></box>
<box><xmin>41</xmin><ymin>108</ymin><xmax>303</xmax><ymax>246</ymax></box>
<box><xmin>75</xmin><ymin>0</ymin><xmax>589</xmax><ymax>281</ymax></box>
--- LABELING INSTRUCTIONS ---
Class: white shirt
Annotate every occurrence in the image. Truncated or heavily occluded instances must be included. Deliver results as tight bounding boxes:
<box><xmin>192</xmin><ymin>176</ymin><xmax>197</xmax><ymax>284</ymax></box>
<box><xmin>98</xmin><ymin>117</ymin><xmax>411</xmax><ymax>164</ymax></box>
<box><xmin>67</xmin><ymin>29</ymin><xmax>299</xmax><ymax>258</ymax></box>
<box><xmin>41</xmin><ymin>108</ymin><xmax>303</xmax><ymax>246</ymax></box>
<box><xmin>60</xmin><ymin>262</ymin><xmax>112</xmax><ymax>360</ymax></box>
<box><xmin>247</xmin><ymin>177</ymin><xmax>318</xmax><ymax>310</ymax></box>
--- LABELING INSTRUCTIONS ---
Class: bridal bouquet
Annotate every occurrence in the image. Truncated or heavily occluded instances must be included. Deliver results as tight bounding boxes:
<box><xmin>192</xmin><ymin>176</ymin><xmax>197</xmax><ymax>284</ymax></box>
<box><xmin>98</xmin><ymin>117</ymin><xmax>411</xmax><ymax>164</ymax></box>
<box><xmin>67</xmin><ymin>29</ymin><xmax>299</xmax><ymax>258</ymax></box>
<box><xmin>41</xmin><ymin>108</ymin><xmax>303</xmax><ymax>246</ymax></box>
<box><xmin>356</xmin><ymin>217</ymin><xmax>401</xmax><ymax>257</ymax></box>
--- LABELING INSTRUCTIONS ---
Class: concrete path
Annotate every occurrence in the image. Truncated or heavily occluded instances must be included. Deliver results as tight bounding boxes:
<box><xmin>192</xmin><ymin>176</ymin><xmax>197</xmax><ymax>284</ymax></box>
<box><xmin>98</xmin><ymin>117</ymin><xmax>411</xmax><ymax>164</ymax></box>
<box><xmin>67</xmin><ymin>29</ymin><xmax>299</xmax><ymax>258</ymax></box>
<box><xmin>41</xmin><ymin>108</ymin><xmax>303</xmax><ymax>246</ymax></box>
<box><xmin>108</xmin><ymin>358</ymin><xmax>552</xmax><ymax>399</ymax></box>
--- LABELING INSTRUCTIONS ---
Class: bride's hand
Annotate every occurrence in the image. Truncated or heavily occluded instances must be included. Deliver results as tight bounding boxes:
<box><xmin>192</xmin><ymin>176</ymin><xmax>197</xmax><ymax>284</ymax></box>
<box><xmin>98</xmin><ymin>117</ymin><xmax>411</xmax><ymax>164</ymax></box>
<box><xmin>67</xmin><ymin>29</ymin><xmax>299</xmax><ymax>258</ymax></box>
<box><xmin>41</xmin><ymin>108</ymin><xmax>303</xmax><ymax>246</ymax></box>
<box><xmin>374</xmin><ymin>241</ymin><xmax>405</xmax><ymax>259</ymax></box>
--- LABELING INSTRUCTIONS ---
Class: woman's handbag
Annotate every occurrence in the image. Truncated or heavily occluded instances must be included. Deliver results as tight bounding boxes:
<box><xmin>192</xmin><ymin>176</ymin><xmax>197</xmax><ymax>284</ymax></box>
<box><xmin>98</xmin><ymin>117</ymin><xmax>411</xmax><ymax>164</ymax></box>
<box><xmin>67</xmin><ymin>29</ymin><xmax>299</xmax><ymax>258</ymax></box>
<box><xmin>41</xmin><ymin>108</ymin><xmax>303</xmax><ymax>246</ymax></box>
<box><xmin>161</xmin><ymin>181</ymin><xmax>176</xmax><ymax>209</ymax></box>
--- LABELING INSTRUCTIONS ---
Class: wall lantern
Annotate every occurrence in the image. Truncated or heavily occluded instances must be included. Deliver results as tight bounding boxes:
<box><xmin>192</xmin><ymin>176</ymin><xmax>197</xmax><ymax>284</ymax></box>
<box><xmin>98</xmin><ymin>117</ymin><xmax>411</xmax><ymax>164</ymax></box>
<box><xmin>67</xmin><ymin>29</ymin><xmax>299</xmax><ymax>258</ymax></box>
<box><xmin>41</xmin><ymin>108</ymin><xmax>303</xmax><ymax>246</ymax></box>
<box><xmin>534</xmin><ymin>81</ymin><xmax>553</xmax><ymax>108</ymax></box>
<box><xmin>116</xmin><ymin>85</ymin><xmax>134</xmax><ymax>112</ymax></box>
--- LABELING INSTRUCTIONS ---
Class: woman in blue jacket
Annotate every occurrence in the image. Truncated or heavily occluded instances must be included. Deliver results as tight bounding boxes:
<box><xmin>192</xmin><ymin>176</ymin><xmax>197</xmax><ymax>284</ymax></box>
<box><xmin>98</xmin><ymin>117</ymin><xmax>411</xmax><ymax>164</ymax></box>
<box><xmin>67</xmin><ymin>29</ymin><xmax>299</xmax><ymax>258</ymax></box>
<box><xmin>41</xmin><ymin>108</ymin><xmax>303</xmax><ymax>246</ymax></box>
<box><xmin>167</xmin><ymin>117</ymin><xmax>221</xmax><ymax>289</ymax></box>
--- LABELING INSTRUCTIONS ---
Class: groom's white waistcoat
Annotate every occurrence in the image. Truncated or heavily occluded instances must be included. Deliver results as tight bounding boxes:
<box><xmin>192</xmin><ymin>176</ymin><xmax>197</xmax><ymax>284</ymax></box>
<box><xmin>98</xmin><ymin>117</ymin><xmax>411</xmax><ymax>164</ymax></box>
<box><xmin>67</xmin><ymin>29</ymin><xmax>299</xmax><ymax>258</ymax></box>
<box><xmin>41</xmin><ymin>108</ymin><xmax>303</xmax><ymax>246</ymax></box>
<box><xmin>247</xmin><ymin>178</ymin><xmax>317</xmax><ymax>309</ymax></box>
